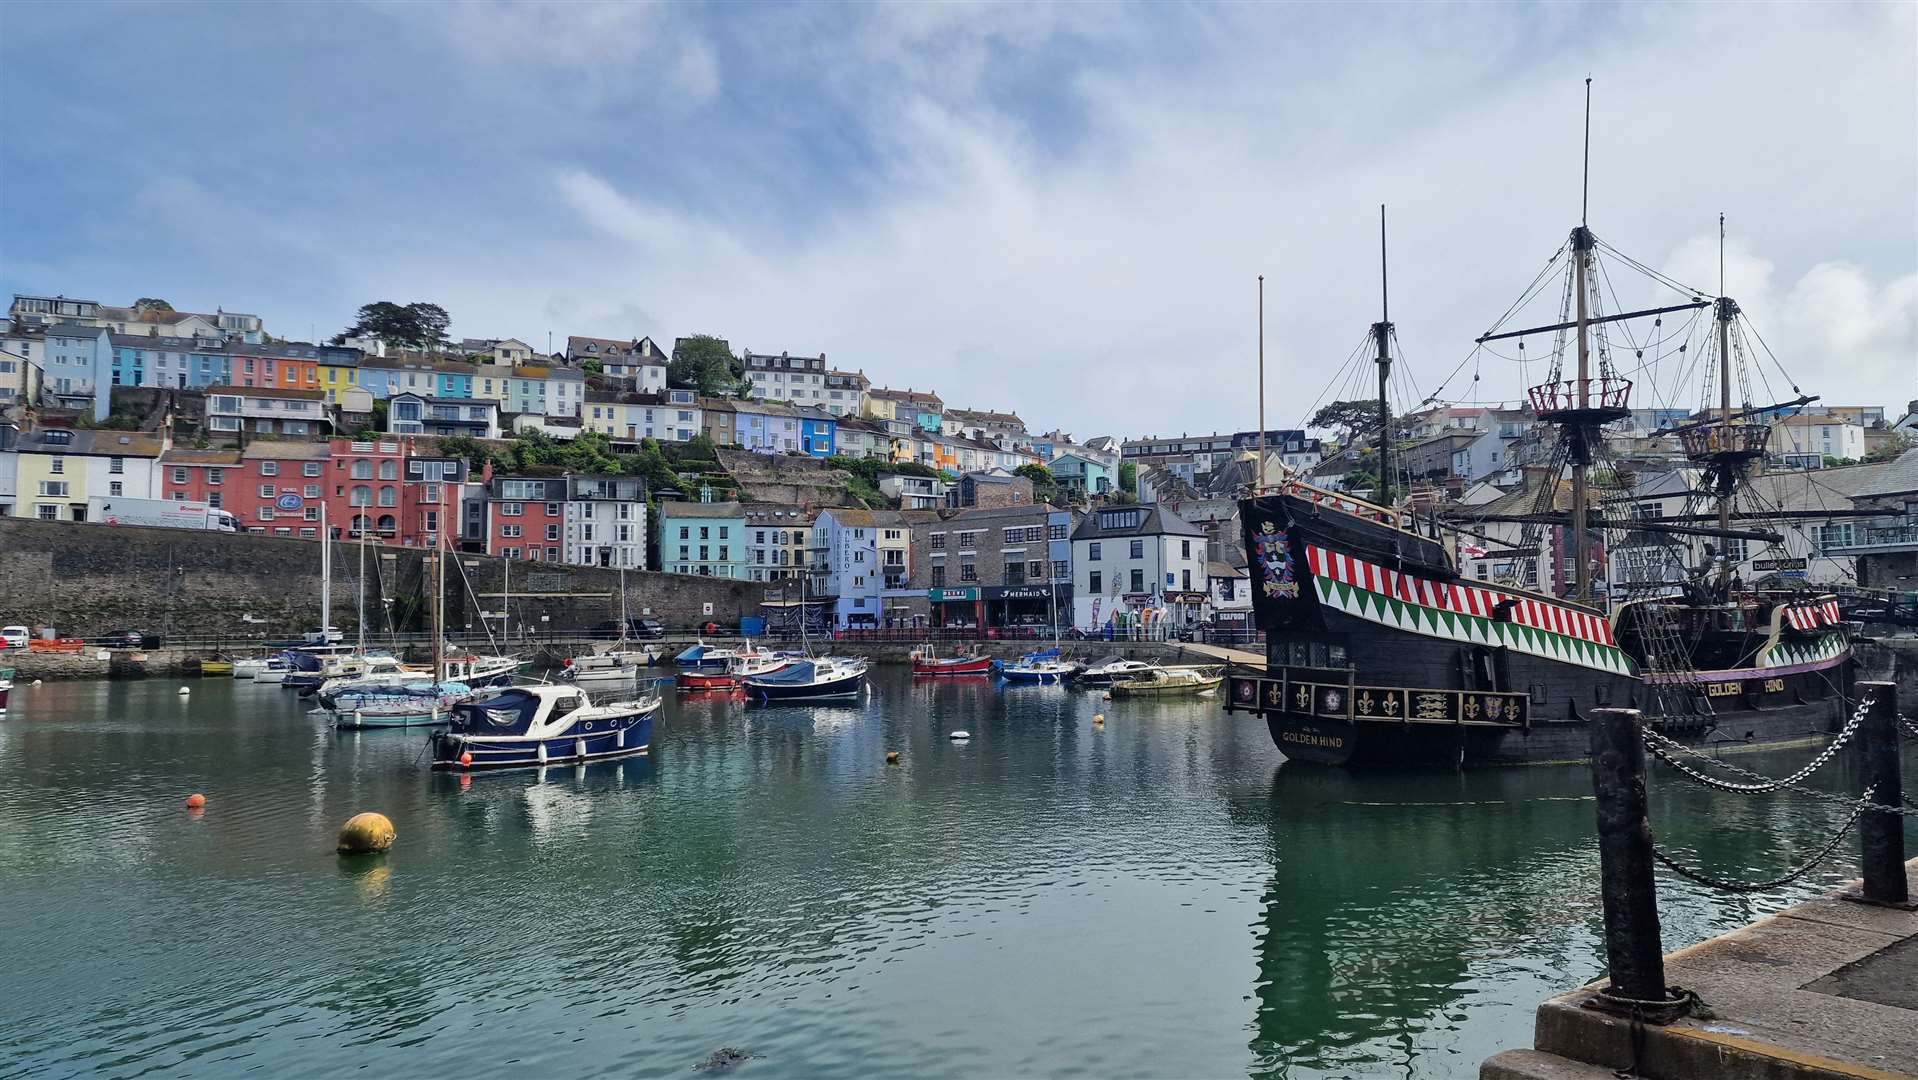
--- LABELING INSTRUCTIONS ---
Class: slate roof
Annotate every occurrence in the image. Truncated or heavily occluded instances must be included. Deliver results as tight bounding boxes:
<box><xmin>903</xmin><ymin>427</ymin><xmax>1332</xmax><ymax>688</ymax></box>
<box><xmin>658</xmin><ymin>500</ymin><xmax>744</xmax><ymax>518</ymax></box>
<box><xmin>1070</xmin><ymin>504</ymin><xmax>1204</xmax><ymax>540</ymax></box>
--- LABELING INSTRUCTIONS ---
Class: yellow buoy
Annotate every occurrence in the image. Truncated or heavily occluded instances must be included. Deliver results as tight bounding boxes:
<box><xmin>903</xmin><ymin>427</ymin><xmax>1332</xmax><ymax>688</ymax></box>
<box><xmin>337</xmin><ymin>812</ymin><xmax>396</xmax><ymax>855</ymax></box>
<box><xmin>1093</xmin><ymin>713</ymin><xmax>1105</xmax><ymax>725</ymax></box>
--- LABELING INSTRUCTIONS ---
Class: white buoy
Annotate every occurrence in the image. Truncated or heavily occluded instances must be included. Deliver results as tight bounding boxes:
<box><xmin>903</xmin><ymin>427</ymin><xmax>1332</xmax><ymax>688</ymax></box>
<box><xmin>949</xmin><ymin>730</ymin><xmax>971</xmax><ymax>741</ymax></box>
<box><xmin>178</xmin><ymin>686</ymin><xmax>191</xmax><ymax>696</ymax></box>
<box><xmin>32</xmin><ymin>679</ymin><xmax>43</xmax><ymax>686</ymax></box>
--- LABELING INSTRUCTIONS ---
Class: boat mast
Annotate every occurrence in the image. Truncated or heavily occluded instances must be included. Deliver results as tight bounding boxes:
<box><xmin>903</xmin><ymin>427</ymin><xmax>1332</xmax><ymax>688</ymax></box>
<box><xmin>320</xmin><ymin>501</ymin><xmax>332</xmax><ymax>636</ymax></box>
<box><xmin>503</xmin><ymin>556</ymin><xmax>511</xmax><ymax>647</ymax></box>
<box><xmin>431</xmin><ymin>521</ymin><xmax>445</xmax><ymax>682</ymax></box>
<box><xmin>356</xmin><ymin>521</ymin><xmax>367</xmax><ymax>655</ymax></box>
<box><xmin>1715</xmin><ymin>212</ymin><xmax>1736</xmax><ymax>539</ymax></box>
<box><xmin>1569</xmin><ymin>77</ymin><xmax>1596</xmax><ymax>605</ymax></box>
<box><xmin>1372</xmin><ymin>205</ymin><xmax>1393</xmax><ymax>507</ymax></box>
<box><xmin>1256</xmin><ymin>274</ymin><xmax>1266</xmax><ymax>492</ymax></box>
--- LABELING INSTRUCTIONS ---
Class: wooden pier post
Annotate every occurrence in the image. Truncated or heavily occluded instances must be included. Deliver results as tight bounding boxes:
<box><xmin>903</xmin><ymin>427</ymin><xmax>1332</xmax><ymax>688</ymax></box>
<box><xmin>1854</xmin><ymin>682</ymin><xmax>1908</xmax><ymax>907</ymax></box>
<box><xmin>1589</xmin><ymin>707</ymin><xmax>1669</xmax><ymax>1006</ymax></box>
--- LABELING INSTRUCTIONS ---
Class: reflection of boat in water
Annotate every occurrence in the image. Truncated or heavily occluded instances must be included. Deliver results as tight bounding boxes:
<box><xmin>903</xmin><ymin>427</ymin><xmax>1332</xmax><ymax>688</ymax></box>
<box><xmin>1237</xmin><ymin>762</ymin><xmax>1604</xmax><ymax>1074</ymax></box>
<box><xmin>432</xmin><ymin>684</ymin><xmax>659</xmax><ymax>770</ymax></box>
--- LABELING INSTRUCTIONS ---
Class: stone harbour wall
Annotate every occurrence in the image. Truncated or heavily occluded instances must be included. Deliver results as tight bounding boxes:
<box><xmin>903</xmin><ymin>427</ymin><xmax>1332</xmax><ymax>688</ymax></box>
<box><xmin>0</xmin><ymin>517</ymin><xmax>768</xmax><ymax>642</ymax></box>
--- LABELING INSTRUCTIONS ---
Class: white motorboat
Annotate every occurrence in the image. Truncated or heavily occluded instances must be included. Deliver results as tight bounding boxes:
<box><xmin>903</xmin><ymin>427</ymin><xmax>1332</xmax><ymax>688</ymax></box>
<box><xmin>562</xmin><ymin>646</ymin><xmax>660</xmax><ymax>686</ymax></box>
<box><xmin>249</xmin><ymin>656</ymin><xmax>296</xmax><ymax>684</ymax></box>
<box><xmin>1069</xmin><ymin>656</ymin><xmax>1160</xmax><ymax>686</ymax></box>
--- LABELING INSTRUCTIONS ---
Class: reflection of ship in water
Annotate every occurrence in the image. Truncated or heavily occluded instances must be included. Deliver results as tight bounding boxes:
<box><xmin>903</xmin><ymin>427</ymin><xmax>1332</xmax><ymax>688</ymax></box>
<box><xmin>1231</xmin><ymin>764</ymin><xmax>1604</xmax><ymax>1074</ymax></box>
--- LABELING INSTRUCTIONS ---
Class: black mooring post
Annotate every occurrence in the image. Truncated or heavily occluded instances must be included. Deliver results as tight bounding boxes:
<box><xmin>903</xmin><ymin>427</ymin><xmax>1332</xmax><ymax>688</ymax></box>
<box><xmin>1590</xmin><ymin>707</ymin><xmax>1667</xmax><ymax>1004</ymax></box>
<box><xmin>1855</xmin><ymin>681</ymin><xmax>1908</xmax><ymax>907</ymax></box>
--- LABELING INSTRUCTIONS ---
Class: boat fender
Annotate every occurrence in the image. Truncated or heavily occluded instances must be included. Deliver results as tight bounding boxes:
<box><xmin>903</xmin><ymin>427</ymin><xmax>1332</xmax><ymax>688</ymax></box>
<box><xmin>459</xmin><ymin>752</ymin><xmax>474</xmax><ymax>767</ymax></box>
<box><xmin>948</xmin><ymin>730</ymin><xmax>971</xmax><ymax>741</ymax></box>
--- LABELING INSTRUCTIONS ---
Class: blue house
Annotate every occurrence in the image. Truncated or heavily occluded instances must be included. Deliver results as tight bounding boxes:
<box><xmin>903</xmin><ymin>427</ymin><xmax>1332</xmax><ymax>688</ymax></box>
<box><xmin>1049</xmin><ymin>451</ymin><xmax>1115</xmax><ymax>497</ymax></box>
<box><xmin>797</xmin><ymin>406</ymin><xmax>837</xmax><ymax>457</ymax></box>
<box><xmin>436</xmin><ymin>369</ymin><xmax>474</xmax><ymax>398</ymax></box>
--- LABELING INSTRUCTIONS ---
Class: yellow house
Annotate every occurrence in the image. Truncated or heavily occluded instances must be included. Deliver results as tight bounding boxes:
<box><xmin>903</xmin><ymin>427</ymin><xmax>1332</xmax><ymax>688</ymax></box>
<box><xmin>318</xmin><ymin>358</ymin><xmax>359</xmax><ymax>403</ymax></box>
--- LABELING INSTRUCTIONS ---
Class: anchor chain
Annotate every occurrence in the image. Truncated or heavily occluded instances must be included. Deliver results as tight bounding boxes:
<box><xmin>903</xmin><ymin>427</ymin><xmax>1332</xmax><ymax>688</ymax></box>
<box><xmin>1638</xmin><ymin>691</ymin><xmax>1873</xmax><ymax>794</ymax></box>
<box><xmin>1650</xmin><ymin>790</ymin><xmax>1872</xmax><ymax>893</ymax></box>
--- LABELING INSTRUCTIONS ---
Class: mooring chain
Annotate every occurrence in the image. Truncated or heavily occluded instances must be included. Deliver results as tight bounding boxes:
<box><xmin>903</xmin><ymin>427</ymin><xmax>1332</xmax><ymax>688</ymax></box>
<box><xmin>1650</xmin><ymin>789</ymin><xmax>1873</xmax><ymax>894</ymax></box>
<box><xmin>1636</xmin><ymin>691</ymin><xmax>1873</xmax><ymax>795</ymax></box>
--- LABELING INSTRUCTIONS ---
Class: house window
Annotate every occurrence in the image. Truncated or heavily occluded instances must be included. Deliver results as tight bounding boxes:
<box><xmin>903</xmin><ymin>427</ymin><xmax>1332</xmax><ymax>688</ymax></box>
<box><xmin>1088</xmin><ymin>542</ymin><xmax>1101</xmax><ymax>561</ymax></box>
<box><xmin>546</xmin><ymin>524</ymin><xmax>560</xmax><ymax>542</ymax></box>
<box><xmin>207</xmin><ymin>469</ymin><xmax>223</xmax><ymax>485</ymax></box>
<box><xmin>1181</xmin><ymin>540</ymin><xmax>1191</xmax><ymax>558</ymax></box>
<box><xmin>1049</xmin><ymin>523</ymin><xmax>1067</xmax><ymax>540</ymax></box>
<box><xmin>377</xmin><ymin>487</ymin><xmax>397</xmax><ymax>507</ymax></box>
<box><xmin>502</xmin><ymin>525</ymin><xmax>522</xmax><ymax>538</ymax></box>
<box><xmin>49</xmin><ymin>456</ymin><xmax>63</xmax><ymax>475</ymax></box>
<box><xmin>1129</xmin><ymin>540</ymin><xmax>1144</xmax><ymax>559</ymax></box>
<box><xmin>1130</xmin><ymin>569</ymin><xmax>1145</xmax><ymax>593</ymax></box>
<box><xmin>260</xmin><ymin>461</ymin><xmax>279</xmax><ymax>476</ymax></box>
<box><xmin>960</xmin><ymin>560</ymin><xmax>977</xmax><ymax>582</ymax></box>
<box><xmin>1005</xmin><ymin>561</ymin><xmax>1025</xmax><ymax>583</ymax></box>
<box><xmin>500</xmin><ymin>502</ymin><xmax>522</xmax><ymax>516</ymax></box>
<box><xmin>305</xmin><ymin>485</ymin><xmax>320</xmax><ymax>498</ymax></box>
<box><xmin>930</xmin><ymin>533</ymin><xmax>946</xmax><ymax>549</ymax></box>
<box><xmin>379</xmin><ymin>460</ymin><xmax>398</xmax><ymax>480</ymax></box>
<box><xmin>351</xmin><ymin>460</ymin><xmax>373</xmax><ymax>479</ymax></box>
<box><xmin>109</xmin><ymin>456</ymin><xmax>124</xmax><ymax>475</ymax></box>
<box><xmin>1089</xmin><ymin>570</ymin><xmax>1103</xmax><ymax>594</ymax></box>
<box><xmin>108</xmin><ymin>482</ymin><xmax>123</xmax><ymax>497</ymax></box>
<box><xmin>1028</xmin><ymin>560</ymin><xmax>1045</xmax><ymax>580</ymax></box>
<box><xmin>303</xmin><ymin>462</ymin><xmax>322</xmax><ymax>477</ymax></box>
<box><xmin>259</xmin><ymin>484</ymin><xmax>276</xmax><ymax>498</ymax></box>
<box><xmin>38</xmin><ymin>505</ymin><xmax>57</xmax><ymax>520</ymax></box>
<box><xmin>172</xmin><ymin>468</ymin><xmax>188</xmax><ymax>484</ymax></box>
<box><xmin>350</xmin><ymin>485</ymin><xmax>371</xmax><ymax>506</ymax></box>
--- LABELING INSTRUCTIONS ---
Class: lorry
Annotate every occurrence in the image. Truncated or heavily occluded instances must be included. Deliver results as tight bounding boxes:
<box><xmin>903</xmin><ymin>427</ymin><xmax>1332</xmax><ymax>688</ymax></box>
<box><xmin>88</xmin><ymin>496</ymin><xmax>241</xmax><ymax>533</ymax></box>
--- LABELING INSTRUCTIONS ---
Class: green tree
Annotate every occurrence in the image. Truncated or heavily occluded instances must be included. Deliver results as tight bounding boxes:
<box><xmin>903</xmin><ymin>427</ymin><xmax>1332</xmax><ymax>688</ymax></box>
<box><xmin>1309</xmin><ymin>398</ymin><xmax>1388</xmax><ymax>446</ymax></box>
<box><xmin>1117</xmin><ymin>461</ymin><xmax>1138</xmax><ymax>496</ymax></box>
<box><xmin>579</xmin><ymin>358</ymin><xmax>603</xmax><ymax>376</ymax></box>
<box><xmin>333</xmin><ymin>301</ymin><xmax>451</xmax><ymax>350</ymax></box>
<box><xmin>132</xmin><ymin>298</ymin><xmax>174</xmax><ymax>314</ymax></box>
<box><xmin>669</xmin><ymin>335</ymin><xmax>742</xmax><ymax>396</ymax></box>
<box><xmin>1014</xmin><ymin>462</ymin><xmax>1062</xmax><ymax>505</ymax></box>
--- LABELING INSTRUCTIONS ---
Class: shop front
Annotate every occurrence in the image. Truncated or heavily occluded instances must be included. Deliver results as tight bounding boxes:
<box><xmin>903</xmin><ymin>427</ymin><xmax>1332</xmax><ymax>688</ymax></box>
<box><xmin>986</xmin><ymin>583</ymin><xmax>1072</xmax><ymax>632</ymax></box>
<box><xmin>927</xmin><ymin>586</ymin><xmax>983</xmax><ymax>630</ymax></box>
<box><xmin>1162</xmin><ymin>590</ymin><xmax>1211</xmax><ymax>629</ymax></box>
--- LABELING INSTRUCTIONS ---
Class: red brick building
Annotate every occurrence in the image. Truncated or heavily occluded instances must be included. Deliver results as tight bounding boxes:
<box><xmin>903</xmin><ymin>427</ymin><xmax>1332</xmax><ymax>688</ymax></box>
<box><xmin>157</xmin><ymin>436</ymin><xmax>463</xmax><ymax>546</ymax></box>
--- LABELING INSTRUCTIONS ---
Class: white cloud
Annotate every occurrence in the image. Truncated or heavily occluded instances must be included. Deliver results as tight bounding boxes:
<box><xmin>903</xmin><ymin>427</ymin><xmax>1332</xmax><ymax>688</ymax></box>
<box><xmin>373</xmin><ymin>0</ymin><xmax>720</xmax><ymax>104</ymax></box>
<box><xmin>88</xmin><ymin>3</ymin><xmax>1911</xmax><ymax>438</ymax></box>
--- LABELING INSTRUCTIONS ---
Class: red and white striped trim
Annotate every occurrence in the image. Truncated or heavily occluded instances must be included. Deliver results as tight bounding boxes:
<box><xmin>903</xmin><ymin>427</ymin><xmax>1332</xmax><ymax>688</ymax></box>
<box><xmin>1783</xmin><ymin>599</ymin><xmax>1843</xmax><ymax>631</ymax></box>
<box><xmin>1305</xmin><ymin>544</ymin><xmax>1615</xmax><ymax>647</ymax></box>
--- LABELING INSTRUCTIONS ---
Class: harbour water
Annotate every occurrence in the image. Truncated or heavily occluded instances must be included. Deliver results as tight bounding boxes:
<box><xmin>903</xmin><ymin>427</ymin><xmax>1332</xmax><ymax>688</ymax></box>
<box><xmin>0</xmin><ymin>672</ymin><xmax>1904</xmax><ymax>1079</ymax></box>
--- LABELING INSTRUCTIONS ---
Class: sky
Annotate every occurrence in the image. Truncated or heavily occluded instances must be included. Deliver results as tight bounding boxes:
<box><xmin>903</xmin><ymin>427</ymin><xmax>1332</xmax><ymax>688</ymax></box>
<box><xmin>3</xmin><ymin>1</ymin><xmax>1914</xmax><ymax>440</ymax></box>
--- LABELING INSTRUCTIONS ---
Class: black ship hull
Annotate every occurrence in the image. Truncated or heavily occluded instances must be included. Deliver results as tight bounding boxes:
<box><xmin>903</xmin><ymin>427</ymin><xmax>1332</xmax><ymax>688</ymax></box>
<box><xmin>1231</xmin><ymin>488</ymin><xmax>1855</xmax><ymax>767</ymax></box>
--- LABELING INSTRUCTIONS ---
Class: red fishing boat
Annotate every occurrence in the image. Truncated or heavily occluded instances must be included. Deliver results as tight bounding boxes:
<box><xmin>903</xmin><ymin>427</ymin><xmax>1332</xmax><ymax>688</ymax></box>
<box><xmin>678</xmin><ymin>653</ymin><xmax>792</xmax><ymax>691</ymax></box>
<box><xmin>909</xmin><ymin>644</ymin><xmax>994</xmax><ymax>676</ymax></box>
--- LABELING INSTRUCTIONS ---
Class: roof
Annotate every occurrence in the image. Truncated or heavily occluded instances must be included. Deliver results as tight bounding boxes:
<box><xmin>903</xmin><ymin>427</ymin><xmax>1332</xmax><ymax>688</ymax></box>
<box><xmin>1071</xmin><ymin>504</ymin><xmax>1204</xmax><ymax>540</ymax></box>
<box><xmin>362</xmin><ymin>355</ymin><xmax>483</xmax><ymax>375</ymax></box>
<box><xmin>922</xmin><ymin>503</ymin><xmax>1069</xmax><ymax>525</ymax></box>
<box><xmin>160</xmin><ymin>448</ymin><xmax>242</xmax><ymax>465</ymax></box>
<box><xmin>109</xmin><ymin>333</ymin><xmax>228</xmax><ymax>351</ymax></box>
<box><xmin>228</xmin><ymin>341</ymin><xmax>360</xmax><ymax>363</ymax></box>
<box><xmin>868</xmin><ymin>387</ymin><xmax>944</xmax><ymax>406</ymax></box>
<box><xmin>1208</xmin><ymin>559</ymin><xmax>1247</xmax><ymax>578</ymax></box>
<box><xmin>42</xmin><ymin>324</ymin><xmax>108</xmax><ymax>340</ymax></box>
<box><xmin>17</xmin><ymin>429</ymin><xmax>164</xmax><ymax>457</ymax></box>
<box><xmin>391</xmin><ymin>392</ymin><xmax>497</xmax><ymax>408</ymax></box>
<box><xmin>241</xmin><ymin>441</ymin><xmax>331</xmax><ymax>460</ymax></box>
<box><xmin>742</xmin><ymin>503</ymin><xmax>817</xmax><ymax>524</ymax></box>
<box><xmin>658</xmin><ymin>499</ymin><xmax>744</xmax><ymax>518</ymax></box>
<box><xmin>947</xmin><ymin>407</ymin><xmax>1023</xmax><ymax>426</ymax></box>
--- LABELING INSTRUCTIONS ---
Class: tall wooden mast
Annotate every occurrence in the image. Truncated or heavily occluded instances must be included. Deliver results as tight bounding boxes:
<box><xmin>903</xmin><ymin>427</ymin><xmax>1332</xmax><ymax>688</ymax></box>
<box><xmin>1372</xmin><ymin>205</ymin><xmax>1393</xmax><ymax>506</ymax></box>
<box><xmin>1569</xmin><ymin>78</ymin><xmax>1596</xmax><ymax>604</ymax></box>
<box><xmin>1715</xmin><ymin>213</ymin><xmax>1737</xmax><ymax>537</ymax></box>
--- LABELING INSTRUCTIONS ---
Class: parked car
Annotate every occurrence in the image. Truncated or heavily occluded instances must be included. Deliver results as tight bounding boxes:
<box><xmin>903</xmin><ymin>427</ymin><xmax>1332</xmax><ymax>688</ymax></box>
<box><xmin>99</xmin><ymin>629</ymin><xmax>163</xmax><ymax>649</ymax></box>
<box><xmin>592</xmin><ymin>618</ymin><xmax>666</xmax><ymax>640</ymax></box>
<box><xmin>0</xmin><ymin>626</ymin><xmax>30</xmax><ymax>650</ymax></box>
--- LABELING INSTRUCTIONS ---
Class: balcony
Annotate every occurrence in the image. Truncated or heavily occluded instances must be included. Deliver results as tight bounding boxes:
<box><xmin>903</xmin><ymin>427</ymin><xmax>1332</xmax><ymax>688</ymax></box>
<box><xmin>1526</xmin><ymin>376</ymin><xmax>1631</xmax><ymax>422</ymax></box>
<box><xmin>1679</xmin><ymin>423</ymin><xmax>1770</xmax><ymax>462</ymax></box>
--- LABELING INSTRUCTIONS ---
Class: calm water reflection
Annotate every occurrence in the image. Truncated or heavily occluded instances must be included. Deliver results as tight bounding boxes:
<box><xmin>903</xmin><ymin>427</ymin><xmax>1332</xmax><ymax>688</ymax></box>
<box><xmin>0</xmin><ymin>672</ymin><xmax>1904</xmax><ymax>1078</ymax></box>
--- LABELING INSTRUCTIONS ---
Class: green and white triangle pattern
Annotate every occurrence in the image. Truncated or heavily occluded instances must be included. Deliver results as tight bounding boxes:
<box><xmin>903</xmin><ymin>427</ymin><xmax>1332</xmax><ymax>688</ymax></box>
<box><xmin>1762</xmin><ymin>632</ymin><xmax>1848</xmax><ymax>669</ymax></box>
<box><xmin>1319</xmin><ymin>573</ymin><xmax>1633</xmax><ymax>675</ymax></box>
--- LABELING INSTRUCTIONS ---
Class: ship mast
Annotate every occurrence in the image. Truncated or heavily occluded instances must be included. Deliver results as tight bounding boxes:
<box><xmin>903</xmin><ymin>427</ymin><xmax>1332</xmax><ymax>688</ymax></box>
<box><xmin>1571</xmin><ymin>78</ymin><xmax>1595</xmax><ymax>604</ymax></box>
<box><xmin>1715</xmin><ymin>213</ymin><xmax>1736</xmax><ymax>538</ymax></box>
<box><xmin>1372</xmin><ymin>205</ymin><xmax>1393</xmax><ymax>506</ymax></box>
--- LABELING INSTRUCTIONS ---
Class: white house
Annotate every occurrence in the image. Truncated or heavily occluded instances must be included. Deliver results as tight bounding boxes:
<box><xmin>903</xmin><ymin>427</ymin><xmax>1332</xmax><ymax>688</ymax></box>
<box><xmin>1069</xmin><ymin>504</ymin><xmax>1208</xmax><ymax>633</ymax></box>
<box><xmin>809</xmin><ymin>508</ymin><xmax>905</xmax><ymax>628</ymax></box>
<box><xmin>564</xmin><ymin>475</ymin><xmax>648</xmax><ymax>569</ymax></box>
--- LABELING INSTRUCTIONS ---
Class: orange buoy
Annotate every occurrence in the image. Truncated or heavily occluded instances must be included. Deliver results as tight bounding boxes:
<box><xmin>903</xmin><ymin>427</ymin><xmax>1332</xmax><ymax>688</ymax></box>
<box><xmin>886</xmin><ymin>751</ymin><xmax>900</xmax><ymax>764</ymax></box>
<box><xmin>459</xmin><ymin>751</ymin><xmax>474</xmax><ymax>767</ymax></box>
<box><xmin>186</xmin><ymin>793</ymin><xmax>206</xmax><ymax>809</ymax></box>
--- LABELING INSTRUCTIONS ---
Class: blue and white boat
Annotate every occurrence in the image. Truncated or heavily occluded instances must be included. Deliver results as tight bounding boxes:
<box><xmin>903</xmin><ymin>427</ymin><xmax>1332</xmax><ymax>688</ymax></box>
<box><xmin>744</xmin><ymin>657</ymin><xmax>867</xmax><ymax>702</ymax></box>
<box><xmin>675</xmin><ymin>641</ymin><xmax>748</xmax><ymax>671</ymax></box>
<box><xmin>999</xmin><ymin>653</ymin><xmax>1074</xmax><ymax>684</ymax></box>
<box><xmin>431</xmin><ymin>684</ymin><xmax>660</xmax><ymax>770</ymax></box>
